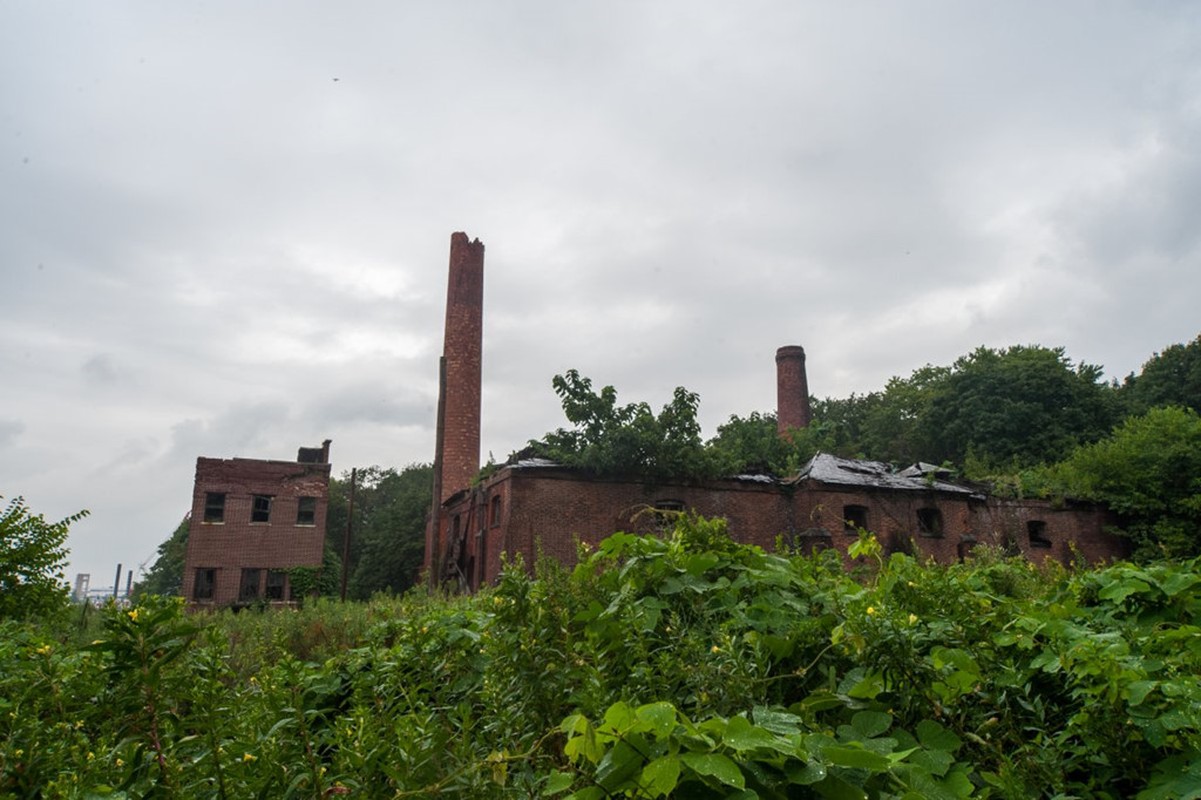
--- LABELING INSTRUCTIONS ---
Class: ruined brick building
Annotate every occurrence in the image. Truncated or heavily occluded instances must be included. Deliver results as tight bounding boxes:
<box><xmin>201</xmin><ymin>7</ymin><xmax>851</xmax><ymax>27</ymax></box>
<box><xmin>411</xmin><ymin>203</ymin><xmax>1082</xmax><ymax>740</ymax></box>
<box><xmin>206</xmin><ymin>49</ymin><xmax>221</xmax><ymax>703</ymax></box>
<box><xmin>182</xmin><ymin>441</ymin><xmax>332</xmax><ymax>606</ymax></box>
<box><xmin>423</xmin><ymin>234</ymin><xmax>1126</xmax><ymax>592</ymax></box>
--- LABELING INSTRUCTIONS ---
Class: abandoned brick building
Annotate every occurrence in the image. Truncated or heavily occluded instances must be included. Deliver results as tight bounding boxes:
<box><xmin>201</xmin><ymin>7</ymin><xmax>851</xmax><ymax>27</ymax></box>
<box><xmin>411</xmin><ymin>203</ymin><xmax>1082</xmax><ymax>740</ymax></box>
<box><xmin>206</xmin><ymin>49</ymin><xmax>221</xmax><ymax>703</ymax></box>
<box><xmin>182</xmin><ymin>441</ymin><xmax>332</xmax><ymax>607</ymax></box>
<box><xmin>423</xmin><ymin>234</ymin><xmax>1126</xmax><ymax>592</ymax></box>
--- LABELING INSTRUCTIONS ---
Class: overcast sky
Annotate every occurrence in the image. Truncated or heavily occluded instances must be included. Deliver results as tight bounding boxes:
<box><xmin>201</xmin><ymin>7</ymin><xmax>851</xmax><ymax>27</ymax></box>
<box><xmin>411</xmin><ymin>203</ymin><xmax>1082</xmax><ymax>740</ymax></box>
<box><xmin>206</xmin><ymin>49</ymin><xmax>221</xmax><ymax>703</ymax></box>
<box><xmin>3</xmin><ymin>2</ymin><xmax>1199</xmax><ymax>590</ymax></box>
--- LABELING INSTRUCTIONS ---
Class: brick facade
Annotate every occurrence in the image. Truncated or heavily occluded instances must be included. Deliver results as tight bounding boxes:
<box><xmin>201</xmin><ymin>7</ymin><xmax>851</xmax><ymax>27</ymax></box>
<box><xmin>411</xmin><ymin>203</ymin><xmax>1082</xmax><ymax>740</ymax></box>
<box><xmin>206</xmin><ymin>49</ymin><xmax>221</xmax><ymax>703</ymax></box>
<box><xmin>182</xmin><ymin>444</ymin><xmax>331</xmax><ymax>607</ymax></box>
<box><xmin>438</xmin><ymin>460</ymin><xmax>1128</xmax><ymax>592</ymax></box>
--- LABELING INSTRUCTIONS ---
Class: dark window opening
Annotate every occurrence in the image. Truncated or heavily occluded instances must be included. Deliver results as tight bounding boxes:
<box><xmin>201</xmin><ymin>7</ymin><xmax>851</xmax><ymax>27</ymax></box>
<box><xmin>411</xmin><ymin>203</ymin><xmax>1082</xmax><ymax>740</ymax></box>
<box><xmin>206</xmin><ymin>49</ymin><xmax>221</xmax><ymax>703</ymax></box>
<box><xmin>203</xmin><ymin>493</ymin><xmax>226</xmax><ymax>523</ymax></box>
<box><xmin>489</xmin><ymin>494</ymin><xmax>502</xmax><ymax>527</ymax></box>
<box><xmin>793</xmin><ymin>528</ymin><xmax>832</xmax><ymax>556</ymax></box>
<box><xmin>1028</xmin><ymin>520</ymin><xmax>1051</xmax><ymax>549</ymax></box>
<box><xmin>239</xmin><ymin>568</ymin><xmax>261</xmax><ymax>601</ymax></box>
<box><xmin>296</xmin><ymin>496</ymin><xmax>317</xmax><ymax>526</ymax></box>
<box><xmin>843</xmin><ymin>505</ymin><xmax>869</xmax><ymax>534</ymax></box>
<box><xmin>887</xmin><ymin>533</ymin><xmax>916</xmax><ymax>556</ymax></box>
<box><xmin>917</xmin><ymin>507</ymin><xmax>943</xmax><ymax>537</ymax></box>
<box><xmin>251</xmin><ymin>495</ymin><xmax>273</xmax><ymax>523</ymax></box>
<box><xmin>653</xmin><ymin>500</ymin><xmax>686</xmax><ymax>530</ymax></box>
<box><xmin>265</xmin><ymin>570</ymin><xmax>287</xmax><ymax>600</ymax></box>
<box><xmin>193</xmin><ymin>568</ymin><xmax>216</xmax><ymax>600</ymax></box>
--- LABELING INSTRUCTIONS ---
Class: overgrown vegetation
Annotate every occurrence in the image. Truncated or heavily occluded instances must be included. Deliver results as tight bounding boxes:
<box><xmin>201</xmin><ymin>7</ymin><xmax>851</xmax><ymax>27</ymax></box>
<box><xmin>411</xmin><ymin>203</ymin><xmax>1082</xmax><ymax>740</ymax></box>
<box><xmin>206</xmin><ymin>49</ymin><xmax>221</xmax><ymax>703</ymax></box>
<box><xmin>4</xmin><ymin>514</ymin><xmax>1201</xmax><ymax>798</ymax></box>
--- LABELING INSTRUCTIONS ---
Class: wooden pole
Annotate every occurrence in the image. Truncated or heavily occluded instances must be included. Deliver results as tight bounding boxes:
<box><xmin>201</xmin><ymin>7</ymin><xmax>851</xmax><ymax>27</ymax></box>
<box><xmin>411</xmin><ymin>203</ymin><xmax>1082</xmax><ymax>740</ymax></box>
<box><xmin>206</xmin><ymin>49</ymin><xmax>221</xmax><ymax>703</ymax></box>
<box><xmin>340</xmin><ymin>468</ymin><xmax>355</xmax><ymax>601</ymax></box>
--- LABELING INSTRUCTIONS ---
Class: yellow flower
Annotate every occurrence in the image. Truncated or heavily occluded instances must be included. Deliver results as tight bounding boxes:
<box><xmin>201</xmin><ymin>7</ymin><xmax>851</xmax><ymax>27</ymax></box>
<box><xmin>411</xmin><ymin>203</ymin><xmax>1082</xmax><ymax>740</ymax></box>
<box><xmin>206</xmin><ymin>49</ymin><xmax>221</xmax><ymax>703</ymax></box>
<box><xmin>908</xmin><ymin>614</ymin><xmax>918</xmax><ymax>624</ymax></box>
<box><xmin>242</xmin><ymin>753</ymin><xmax>257</xmax><ymax>763</ymax></box>
<box><xmin>115</xmin><ymin>758</ymin><xmax>125</xmax><ymax>767</ymax></box>
<box><xmin>866</xmin><ymin>606</ymin><xmax>876</xmax><ymax>616</ymax></box>
<box><xmin>127</xmin><ymin>608</ymin><xmax>140</xmax><ymax>622</ymax></box>
<box><xmin>711</xmin><ymin>645</ymin><xmax>721</xmax><ymax>654</ymax></box>
<box><xmin>35</xmin><ymin>644</ymin><xmax>52</xmax><ymax>656</ymax></box>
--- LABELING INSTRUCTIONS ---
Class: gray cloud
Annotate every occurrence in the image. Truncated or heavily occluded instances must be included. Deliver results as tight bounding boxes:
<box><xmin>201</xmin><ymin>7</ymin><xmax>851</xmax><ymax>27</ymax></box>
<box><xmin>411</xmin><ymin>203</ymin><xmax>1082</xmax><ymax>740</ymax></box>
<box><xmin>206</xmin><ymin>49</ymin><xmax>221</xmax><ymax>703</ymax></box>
<box><xmin>0</xmin><ymin>420</ymin><xmax>24</xmax><ymax>450</ymax></box>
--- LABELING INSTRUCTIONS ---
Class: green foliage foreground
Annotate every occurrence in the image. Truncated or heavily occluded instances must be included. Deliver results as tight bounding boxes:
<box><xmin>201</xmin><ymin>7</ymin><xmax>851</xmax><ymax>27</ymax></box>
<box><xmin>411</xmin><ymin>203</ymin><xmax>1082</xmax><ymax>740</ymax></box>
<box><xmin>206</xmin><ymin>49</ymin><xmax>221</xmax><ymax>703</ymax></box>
<box><xmin>3</xmin><ymin>516</ymin><xmax>1201</xmax><ymax>798</ymax></box>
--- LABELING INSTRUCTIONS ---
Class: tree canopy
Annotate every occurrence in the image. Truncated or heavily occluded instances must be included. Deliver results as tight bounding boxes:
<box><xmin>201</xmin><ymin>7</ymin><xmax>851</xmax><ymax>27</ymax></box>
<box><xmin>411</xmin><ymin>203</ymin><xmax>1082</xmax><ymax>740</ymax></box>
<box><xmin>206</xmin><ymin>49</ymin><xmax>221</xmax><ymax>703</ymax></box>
<box><xmin>1120</xmin><ymin>334</ymin><xmax>1201</xmax><ymax>416</ymax></box>
<box><xmin>325</xmin><ymin>464</ymin><xmax>432</xmax><ymax>599</ymax></box>
<box><xmin>134</xmin><ymin>516</ymin><xmax>189</xmax><ymax>597</ymax></box>
<box><xmin>0</xmin><ymin>496</ymin><xmax>87</xmax><ymax>620</ymax></box>
<box><xmin>1044</xmin><ymin>406</ymin><xmax>1201</xmax><ymax>560</ymax></box>
<box><xmin>921</xmin><ymin>345</ymin><xmax>1117</xmax><ymax>472</ymax></box>
<box><xmin>528</xmin><ymin>370</ymin><xmax>721</xmax><ymax>481</ymax></box>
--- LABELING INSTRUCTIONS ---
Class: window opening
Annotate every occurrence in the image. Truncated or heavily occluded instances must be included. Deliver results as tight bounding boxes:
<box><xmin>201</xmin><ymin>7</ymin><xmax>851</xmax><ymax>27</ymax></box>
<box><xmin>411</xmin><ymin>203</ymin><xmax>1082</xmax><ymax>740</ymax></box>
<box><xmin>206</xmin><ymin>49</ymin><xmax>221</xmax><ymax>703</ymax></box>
<box><xmin>265</xmin><ymin>570</ymin><xmax>287</xmax><ymax>600</ymax></box>
<box><xmin>296</xmin><ymin>497</ymin><xmax>316</xmax><ymax>526</ymax></box>
<box><xmin>203</xmin><ymin>493</ymin><xmax>226</xmax><ymax>523</ymax></box>
<box><xmin>193</xmin><ymin>568</ymin><xmax>216</xmax><ymax>600</ymax></box>
<box><xmin>917</xmin><ymin>507</ymin><xmax>943</xmax><ymax>537</ymax></box>
<box><xmin>843</xmin><ymin>505</ymin><xmax>869</xmax><ymax>534</ymax></box>
<box><xmin>239</xmin><ymin>568</ymin><xmax>261</xmax><ymax>601</ymax></box>
<box><xmin>251</xmin><ymin>495</ymin><xmax>273</xmax><ymax>523</ymax></box>
<box><xmin>653</xmin><ymin>500</ymin><xmax>686</xmax><ymax>531</ymax></box>
<box><xmin>1028</xmin><ymin>520</ymin><xmax>1051</xmax><ymax>549</ymax></box>
<box><xmin>489</xmin><ymin>494</ymin><xmax>502</xmax><ymax>527</ymax></box>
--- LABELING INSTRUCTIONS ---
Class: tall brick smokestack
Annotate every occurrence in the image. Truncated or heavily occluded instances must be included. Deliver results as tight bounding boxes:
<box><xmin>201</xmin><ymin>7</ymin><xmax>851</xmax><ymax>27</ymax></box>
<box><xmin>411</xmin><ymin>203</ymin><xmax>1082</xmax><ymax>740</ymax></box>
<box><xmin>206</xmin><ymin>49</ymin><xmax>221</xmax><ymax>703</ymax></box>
<box><xmin>776</xmin><ymin>345</ymin><xmax>811</xmax><ymax>437</ymax></box>
<box><xmin>438</xmin><ymin>232</ymin><xmax>485</xmax><ymax>501</ymax></box>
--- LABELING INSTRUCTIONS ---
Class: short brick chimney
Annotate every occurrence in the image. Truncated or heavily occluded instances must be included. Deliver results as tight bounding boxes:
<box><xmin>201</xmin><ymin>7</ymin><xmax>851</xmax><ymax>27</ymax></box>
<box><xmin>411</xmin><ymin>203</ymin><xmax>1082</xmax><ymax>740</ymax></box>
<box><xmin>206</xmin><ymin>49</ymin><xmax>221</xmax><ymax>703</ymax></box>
<box><xmin>776</xmin><ymin>345</ymin><xmax>811</xmax><ymax>437</ymax></box>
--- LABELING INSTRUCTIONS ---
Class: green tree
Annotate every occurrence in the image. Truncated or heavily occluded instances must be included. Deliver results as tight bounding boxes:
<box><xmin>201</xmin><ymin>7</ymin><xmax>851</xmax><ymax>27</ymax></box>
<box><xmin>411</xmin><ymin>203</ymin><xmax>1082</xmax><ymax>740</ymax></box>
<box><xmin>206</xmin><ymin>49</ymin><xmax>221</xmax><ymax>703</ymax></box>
<box><xmin>325</xmin><ymin>464</ymin><xmax>432</xmax><ymax>598</ymax></box>
<box><xmin>134</xmin><ymin>516</ymin><xmax>189</xmax><ymax>597</ymax></box>
<box><xmin>1048</xmin><ymin>406</ymin><xmax>1201</xmax><ymax>560</ymax></box>
<box><xmin>0</xmin><ymin>496</ymin><xmax>87</xmax><ymax>620</ymax></box>
<box><xmin>920</xmin><ymin>345</ymin><xmax>1116</xmax><ymax>473</ymax></box>
<box><xmin>707</xmin><ymin>411</ymin><xmax>845</xmax><ymax>476</ymax></box>
<box><xmin>529</xmin><ymin>370</ymin><xmax>720</xmax><ymax>481</ymax></box>
<box><xmin>1121</xmin><ymin>333</ymin><xmax>1201</xmax><ymax>416</ymax></box>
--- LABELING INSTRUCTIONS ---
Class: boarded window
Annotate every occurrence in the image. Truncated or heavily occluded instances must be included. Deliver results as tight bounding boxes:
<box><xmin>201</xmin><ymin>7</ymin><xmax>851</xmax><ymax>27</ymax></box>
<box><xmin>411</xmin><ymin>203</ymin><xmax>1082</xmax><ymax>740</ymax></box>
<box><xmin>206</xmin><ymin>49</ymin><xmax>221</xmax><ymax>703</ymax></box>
<box><xmin>489</xmin><ymin>494</ymin><xmax>502</xmax><ymax>527</ymax></box>
<box><xmin>265</xmin><ymin>570</ymin><xmax>287</xmax><ymax>600</ymax></box>
<box><xmin>843</xmin><ymin>505</ymin><xmax>869</xmax><ymax>534</ymax></box>
<box><xmin>917</xmin><ymin>508</ymin><xmax>943</xmax><ymax>537</ymax></box>
<box><xmin>1028</xmin><ymin>520</ymin><xmax>1051</xmax><ymax>549</ymax></box>
<box><xmin>203</xmin><ymin>493</ymin><xmax>225</xmax><ymax>523</ymax></box>
<box><xmin>251</xmin><ymin>495</ymin><xmax>273</xmax><ymax>523</ymax></box>
<box><xmin>239</xmin><ymin>568</ymin><xmax>261</xmax><ymax>601</ymax></box>
<box><xmin>193</xmin><ymin>568</ymin><xmax>216</xmax><ymax>600</ymax></box>
<box><xmin>296</xmin><ymin>497</ymin><xmax>317</xmax><ymax>526</ymax></box>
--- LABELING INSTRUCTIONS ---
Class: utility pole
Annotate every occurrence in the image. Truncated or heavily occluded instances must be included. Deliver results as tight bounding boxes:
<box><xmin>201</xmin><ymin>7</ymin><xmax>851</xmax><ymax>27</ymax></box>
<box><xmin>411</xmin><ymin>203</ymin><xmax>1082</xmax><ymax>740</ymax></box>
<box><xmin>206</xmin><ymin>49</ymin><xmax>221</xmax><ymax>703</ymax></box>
<box><xmin>340</xmin><ymin>467</ymin><xmax>355</xmax><ymax>601</ymax></box>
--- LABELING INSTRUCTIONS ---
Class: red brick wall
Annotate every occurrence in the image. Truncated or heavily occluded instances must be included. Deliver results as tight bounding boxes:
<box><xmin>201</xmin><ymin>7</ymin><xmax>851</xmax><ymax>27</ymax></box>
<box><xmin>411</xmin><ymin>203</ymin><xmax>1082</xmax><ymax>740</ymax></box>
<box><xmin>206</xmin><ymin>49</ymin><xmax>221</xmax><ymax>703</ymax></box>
<box><xmin>440</xmin><ymin>467</ymin><xmax>1128</xmax><ymax>588</ymax></box>
<box><xmin>182</xmin><ymin>457</ymin><xmax>331</xmax><ymax>606</ymax></box>
<box><xmin>444</xmin><ymin>469</ymin><xmax>788</xmax><ymax>586</ymax></box>
<box><xmin>439</xmin><ymin>232</ymin><xmax>485</xmax><ymax>503</ymax></box>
